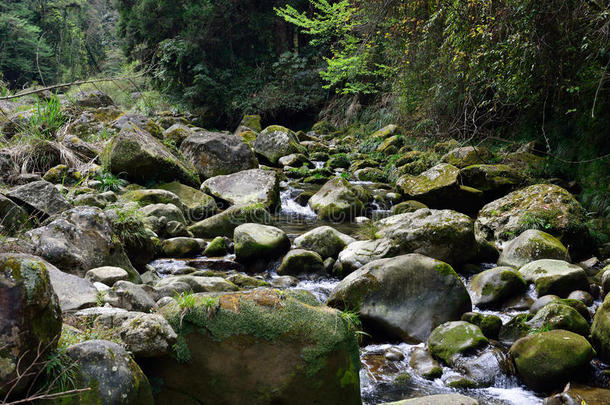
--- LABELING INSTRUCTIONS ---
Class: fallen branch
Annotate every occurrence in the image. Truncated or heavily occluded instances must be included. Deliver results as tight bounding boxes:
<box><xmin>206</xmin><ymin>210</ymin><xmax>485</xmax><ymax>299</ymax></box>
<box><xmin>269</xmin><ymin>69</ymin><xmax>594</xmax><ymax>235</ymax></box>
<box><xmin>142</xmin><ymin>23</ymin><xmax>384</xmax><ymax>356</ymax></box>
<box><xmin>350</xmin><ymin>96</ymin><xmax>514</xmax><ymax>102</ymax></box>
<box><xmin>0</xmin><ymin>71</ymin><xmax>149</xmax><ymax>101</ymax></box>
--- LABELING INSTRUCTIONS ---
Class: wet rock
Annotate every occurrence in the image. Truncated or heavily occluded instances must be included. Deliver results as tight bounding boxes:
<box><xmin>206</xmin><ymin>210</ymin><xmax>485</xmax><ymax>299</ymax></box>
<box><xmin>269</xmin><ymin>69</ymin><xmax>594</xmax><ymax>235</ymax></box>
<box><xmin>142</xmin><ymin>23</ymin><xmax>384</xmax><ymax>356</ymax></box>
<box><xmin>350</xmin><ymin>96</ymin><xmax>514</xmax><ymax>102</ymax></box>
<box><xmin>461</xmin><ymin>312</ymin><xmax>502</xmax><ymax>340</ymax></box>
<box><xmin>530</xmin><ymin>295</ymin><xmax>561</xmax><ymax>314</ymax></box>
<box><xmin>498</xmin><ymin>230</ymin><xmax>569</xmax><ymax>268</ymax></box>
<box><xmin>271</xmin><ymin>275</ymin><xmax>299</xmax><ymax>288</ymax></box>
<box><xmin>155</xmin><ymin>275</ymin><xmax>238</xmax><ymax>294</ymax></box>
<box><xmin>601</xmin><ymin>266</ymin><xmax>610</xmax><ymax>295</ymax></box>
<box><xmin>498</xmin><ymin>314</ymin><xmax>534</xmax><ymax>345</ymax></box>
<box><xmin>544</xmin><ymin>384</ymin><xmax>610</xmax><ymax>405</ymax></box>
<box><xmin>428</xmin><ymin>321</ymin><xmax>489</xmax><ymax>364</ymax></box>
<box><xmin>308</xmin><ymin>177</ymin><xmax>366</xmax><ymax>221</ymax></box>
<box><xmin>202</xmin><ymin>168</ymin><xmax>280</xmax><ymax>210</ymax></box>
<box><xmin>254</xmin><ymin>125</ymin><xmax>302</xmax><ymax>164</ymax></box>
<box><xmin>334</xmin><ymin>238</ymin><xmax>400</xmax><ymax>276</ymax></box>
<box><xmin>409</xmin><ymin>347</ymin><xmax>443</xmax><ymax>380</ymax></box>
<box><xmin>0</xmin><ymin>254</ymin><xmax>62</xmax><ymax>398</ymax></box>
<box><xmin>277</xmin><ymin>249</ymin><xmax>325</xmax><ymax>276</ymax></box>
<box><xmin>188</xmin><ymin>204</ymin><xmax>270</xmax><ymax>238</ymax></box>
<box><xmin>104</xmin><ymin>281</ymin><xmax>158</xmax><ymax>312</ymax></box>
<box><xmin>379</xmin><ymin>394</ymin><xmax>479</xmax><ymax>405</ymax></box>
<box><xmin>225</xmin><ymin>273</ymin><xmax>270</xmax><ymax>289</ymax></box>
<box><xmin>510</xmin><ymin>330</ymin><xmax>595</xmax><ymax>391</ymax></box>
<box><xmin>468</xmin><ymin>267</ymin><xmax>527</xmax><ymax>307</ymax></box>
<box><xmin>162</xmin><ymin>237</ymin><xmax>204</xmax><ymax>258</ymax></box>
<box><xmin>146</xmin><ymin>289</ymin><xmax>361</xmax><ymax>405</ymax></box>
<box><xmin>293</xmin><ymin>226</ymin><xmax>355</xmax><ymax>259</ymax></box>
<box><xmin>525</xmin><ymin>302</ymin><xmax>589</xmax><ymax>336</ymax></box>
<box><xmin>591</xmin><ymin>293</ymin><xmax>610</xmax><ymax>362</ymax></box>
<box><xmin>328</xmin><ymin>254</ymin><xmax>471</xmax><ymax>342</ymax></box>
<box><xmin>279</xmin><ymin>153</ymin><xmax>310</xmax><ymax>168</ymax></box>
<box><xmin>7</xmin><ymin>180</ymin><xmax>70</xmax><ymax>218</ymax></box>
<box><xmin>475</xmin><ymin>184</ymin><xmax>589</xmax><ymax>257</ymax></box>
<box><xmin>65</xmin><ymin>340</ymin><xmax>153</xmax><ymax>404</ymax></box>
<box><xmin>567</xmin><ymin>290</ymin><xmax>594</xmax><ymax>306</ymax></box>
<box><xmin>519</xmin><ymin>259</ymin><xmax>589</xmax><ymax>297</ymax></box>
<box><xmin>234</xmin><ymin>223</ymin><xmax>290</xmax><ymax>262</ymax></box>
<box><xmin>26</xmin><ymin>206</ymin><xmax>139</xmax><ymax>281</ymax></box>
<box><xmin>203</xmin><ymin>236</ymin><xmax>228</xmax><ymax>257</ymax></box>
<box><xmin>104</xmin><ymin>125</ymin><xmax>199</xmax><ymax>186</ymax></box>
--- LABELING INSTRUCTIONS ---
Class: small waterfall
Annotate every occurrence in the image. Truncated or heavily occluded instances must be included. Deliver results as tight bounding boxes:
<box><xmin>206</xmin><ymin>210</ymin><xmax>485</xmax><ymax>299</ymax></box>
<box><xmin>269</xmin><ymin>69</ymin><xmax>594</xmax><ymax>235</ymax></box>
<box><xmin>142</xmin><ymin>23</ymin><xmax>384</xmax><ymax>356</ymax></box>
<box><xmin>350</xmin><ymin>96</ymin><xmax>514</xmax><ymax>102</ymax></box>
<box><xmin>280</xmin><ymin>188</ymin><xmax>317</xmax><ymax>218</ymax></box>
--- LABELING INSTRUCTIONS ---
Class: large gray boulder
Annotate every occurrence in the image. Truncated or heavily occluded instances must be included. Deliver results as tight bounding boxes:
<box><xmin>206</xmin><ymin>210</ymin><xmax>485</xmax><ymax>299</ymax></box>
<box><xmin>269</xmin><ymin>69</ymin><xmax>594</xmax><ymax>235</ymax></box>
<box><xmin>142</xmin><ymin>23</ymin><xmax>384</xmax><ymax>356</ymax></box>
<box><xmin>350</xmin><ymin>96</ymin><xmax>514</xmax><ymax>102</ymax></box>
<box><xmin>104</xmin><ymin>125</ymin><xmax>199</xmax><ymax>186</ymax></box>
<box><xmin>276</xmin><ymin>249</ymin><xmax>325</xmax><ymax>276</ymax></box>
<box><xmin>156</xmin><ymin>181</ymin><xmax>218</xmax><ymax>221</ymax></box>
<box><xmin>234</xmin><ymin>223</ymin><xmax>290</xmax><ymax>262</ymax></box>
<box><xmin>308</xmin><ymin>177</ymin><xmax>366</xmax><ymax>221</ymax></box>
<box><xmin>376</xmin><ymin>209</ymin><xmax>477</xmax><ymax>266</ymax></box>
<box><xmin>74</xmin><ymin>90</ymin><xmax>114</xmax><ymax>108</ymax></box>
<box><xmin>519</xmin><ymin>259</ymin><xmax>589</xmax><ymax>297</ymax></box>
<box><xmin>25</xmin><ymin>206</ymin><xmax>139</xmax><ymax>281</ymax></box>
<box><xmin>0</xmin><ymin>254</ymin><xmax>62</xmax><ymax>398</ymax></box>
<box><xmin>396</xmin><ymin>163</ymin><xmax>460</xmax><ymax>206</ymax></box>
<box><xmin>459</xmin><ymin>164</ymin><xmax>523</xmax><ymax>197</ymax></box>
<box><xmin>6</xmin><ymin>180</ymin><xmax>70</xmax><ymax>218</ymax></box>
<box><xmin>428</xmin><ymin>321</ymin><xmax>489</xmax><ymax>364</ymax></box>
<box><xmin>147</xmin><ymin>289</ymin><xmax>361</xmax><ymax>405</ymax></box>
<box><xmin>469</xmin><ymin>267</ymin><xmax>527</xmax><ymax>307</ymax></box>
<box><xmin>498</xmin><ymin>229</ymin><xmax>569</xmax><ymax>268</ymax></box>
<box><xmin>180</xmin><ymin>131</ymin><xmax>258</xmax><ymax>180</ymax></box>
<box><xmin>49</xmin><ymin>264</ymin><xmax>99</xmax><ymax>312</ymax></box>
<box><xmin>335</xmin><ymin>238</ymin><xmax>400</xmax><ymax>275</ymax></box>
<box><xmin>475</xmin><ymin>184</ymin><xmax>589</xmax><ymax>257</ymax></box>
<box><xmin>65</xmin><ymin>340</ymin><xmax>154</xmax><ymax>404</ymax></box>
<box><xmin>293</xmin><ymin>226</ymin><xmax>355</xmax><ymax>259</ymax></box>
<box><xmin>254</xmin><ymin>125</ymin><xmax>301</xmax><ymax>164</ymax></box>
<box><xmin>202</xmin><ymin>168</ymin><xmax>280</xmax><ymax>210</ymax></box>
<box><xmin>328</xmin><ymin>254</ymin><xmax>471</xmax><ymax>343</ymax></box>
<box><xmin>441</xmin><ymin>146</ymin><xmax>493</xmax><ymax>168</ymax></box>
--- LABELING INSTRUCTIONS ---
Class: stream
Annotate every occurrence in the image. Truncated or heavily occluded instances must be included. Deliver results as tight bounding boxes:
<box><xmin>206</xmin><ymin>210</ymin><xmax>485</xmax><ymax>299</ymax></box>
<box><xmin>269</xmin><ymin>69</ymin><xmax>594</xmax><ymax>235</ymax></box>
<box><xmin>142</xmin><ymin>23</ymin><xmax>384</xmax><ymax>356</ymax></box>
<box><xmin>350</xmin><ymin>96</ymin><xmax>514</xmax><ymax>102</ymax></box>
<box><xmin>151</xmin><ymin>178</ymin><xmax>551</xmax><ymax>405</ymax></box>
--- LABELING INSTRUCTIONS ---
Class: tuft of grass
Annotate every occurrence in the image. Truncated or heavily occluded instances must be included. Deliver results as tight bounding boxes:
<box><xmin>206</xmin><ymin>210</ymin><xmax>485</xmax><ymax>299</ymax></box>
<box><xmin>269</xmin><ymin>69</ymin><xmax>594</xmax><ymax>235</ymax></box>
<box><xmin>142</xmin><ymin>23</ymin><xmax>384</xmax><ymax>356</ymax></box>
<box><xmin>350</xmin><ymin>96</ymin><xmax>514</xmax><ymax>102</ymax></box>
<box><xmin>94</xmin><ymin>171</ymin><xmax>127</xmax><ymax>192</ymax></box>
<box><xmin>28</xmin><ymin>94</ymin><xmax>66</xmax><ymax>140</ymax></box>
<box><xmin>355</xmin><ymin>220</ymin><xmax>380</xmax><ymax>240</ymax></box>
<box><xmin>106</xmin><ymin>204</ymin><xmax>150</xmax><ymax>249</ymax></box>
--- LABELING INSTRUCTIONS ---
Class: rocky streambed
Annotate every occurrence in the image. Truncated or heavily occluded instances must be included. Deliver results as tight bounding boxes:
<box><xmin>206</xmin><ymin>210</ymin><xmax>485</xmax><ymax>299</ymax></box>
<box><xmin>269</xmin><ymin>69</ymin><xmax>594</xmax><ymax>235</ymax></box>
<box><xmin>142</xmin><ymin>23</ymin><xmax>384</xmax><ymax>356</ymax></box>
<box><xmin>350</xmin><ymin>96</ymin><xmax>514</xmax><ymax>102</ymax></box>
<box><xmin>1</xmin><ymin>94</ymin><xmax>609</xmax><ymax>405</ymax></box>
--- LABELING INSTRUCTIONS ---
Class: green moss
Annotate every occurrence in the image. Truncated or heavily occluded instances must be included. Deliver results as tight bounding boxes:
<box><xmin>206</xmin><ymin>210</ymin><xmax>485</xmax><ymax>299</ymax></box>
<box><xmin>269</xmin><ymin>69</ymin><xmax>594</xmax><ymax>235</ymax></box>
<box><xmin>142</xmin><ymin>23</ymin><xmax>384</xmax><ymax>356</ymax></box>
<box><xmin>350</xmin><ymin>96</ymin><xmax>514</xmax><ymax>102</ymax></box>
<box><xmin>434</xmin><ymin>262</ymin><xmax>458</xmax><ymax>278</ymax></box>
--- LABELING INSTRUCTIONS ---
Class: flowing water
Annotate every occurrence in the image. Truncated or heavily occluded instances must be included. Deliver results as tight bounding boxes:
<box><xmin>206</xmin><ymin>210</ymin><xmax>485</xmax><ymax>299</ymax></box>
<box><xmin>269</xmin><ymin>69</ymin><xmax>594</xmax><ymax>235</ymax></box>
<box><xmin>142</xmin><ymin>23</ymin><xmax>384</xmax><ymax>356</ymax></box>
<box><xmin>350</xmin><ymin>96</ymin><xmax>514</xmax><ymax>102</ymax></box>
<box><xmin>148</xmin><ymin>181</ymin><xmax>555</xmax><ymax>404</ymax></box>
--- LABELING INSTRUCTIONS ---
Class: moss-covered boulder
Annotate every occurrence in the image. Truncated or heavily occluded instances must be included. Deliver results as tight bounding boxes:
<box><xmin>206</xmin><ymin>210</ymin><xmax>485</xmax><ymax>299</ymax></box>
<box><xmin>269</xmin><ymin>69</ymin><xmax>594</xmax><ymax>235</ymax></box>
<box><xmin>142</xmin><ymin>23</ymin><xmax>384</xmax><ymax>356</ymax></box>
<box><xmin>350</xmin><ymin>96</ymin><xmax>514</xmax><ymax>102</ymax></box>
<box><xmin>461</xmin><ymin>312</ymin><xmax>502</xmax><ymax>339</ymax></box>
<box><xmin>293</xmin><ymin>226</ymin><xmax>355</xmax><ymax>259</ymax></box>
<box><xmin>371</xmin><ymin>124</ymin><xmax>398</xmax><ymax>139</ymax></box>
<box><xmin>254</xmin><ymin>125</ymin><xmax>302</xmax><ymax>164</ymax></box>
<box><xmin>0</xmin><ymin>254</ymin><xmax>62</xmax><ymax>399</ymax></box>
<box><xmin>202</xmin><ymin>168</ymin><xmax>280</xmax><ymax>210</ymax></box>
<box><xmin>376</xmin><ymin>209</ymin><xmax>477</xmax><ymax>266</ymax></box>
<box><xmin>124</xmin><ymin>188</ymin><xmax>186</xmax><ymax>212</ymax></box>
<box><xmin>459</xmin><ymin>164</ymin><xmax>523</xmax><ymax>197</ymax></box>
<box><xmin>74</xmin><ymin>90</ymin><xmax>114</xmax><ymax>108</ymax></box>
<box><xmin>147</xmin><ymin>289</ymin><xmax>362</xmax><ymax>405</ymax></box>
<box><xmin>180</xmin><ymin>131</ymin><xmax>258</xmax><ymax>180</ymax></box>
<box><xmin>110</xmin><ymin>113</ymin><xmax>165</xmax><ymax>139</ymax></box>
<box><xmin>498</xmin><ymin>230</ymin><xmax>569</xmax><ymax>268</ymax></box>
<box><xmin>510</xmin><ymin>330</ymin><xmax>595</xmax><ymax>391</ymax></box>
<box><xmin>391</xmin><ymin>200</ymin><xmax>428</xmax><ymax>215</ymax></box>
<box><xmin>376</xmin><ymin>135</ymin><xmax>402</xmax><ymax>155</ymax></box>
<box><xmin>468</xmin><ymin>267</ymin><xmax>527</xmax><ymax>307</ymax></box>
<box><xmin>525</xmin><ymin>302</ymin><xmax>590</xmax><ymax>336</ymax></box>
<box><xmin>163</xmin><ymin>123</ymin><xmax>194</xmax><ymax>147</ymax></box>
<box><xmin>0</xmin><ymin>193</ymin><xmax>28</xmax><ymax>233</ymax></box>
<box><xmin>409</xmin><ymin>347</ymin><xmax>443</xmax><ymax>380</ymax></box>
<box><xmin>237</xmin><ymin>114</ymin><xmax>262</xmax><ymax>133</ymax></box>
<box><xmin>441</xmin><ymin>146</ymin><xmax>493</xmax><ymax>168</ymax></box>
<box><xmin>428</xmin><ymin>321</ymin><xmax>489</xmax><ymax>364</ymax></box>
<box><xmin>104</xmin><ymin>125</ymin><xmax>199</xmax><ymax>186</ymax></box>
<box><xmin>62</xmin><ymin>340</ymin><xmax>153</xmax><ymax>405</ymax></box>
<box><xmin>544</xmin><ymin>385</ymin><xmax>610</xmax><ymax>405</ymax></box>
<box><xmin>328</xmin><ymin>254</ymin><xmax>471</xmax><ymax>343</ymax></box>
<box><xmin>475</xmin><ymin>184</ymin><xmax>589</xmax><ymax>257</ymax></box>
<box><xmin>277</xmin><ymin>249</ymin><xmax>325</xmax><ymax>276</ymax></box>
<box><xmin>234</xmin><ymin>223</ymin><xmax>290</xmax><ymax>262</ymax></box>
<box><xmin>396</xmin><ymin>163</ymin><xmax>462</xmax><ymax>208</ymax></box>
<box><xmin>139</xmin><ymin>203</ymin><xmax>187</xmax><ymax>225</ymax></box>
<box><xmin>156</xmin><ymin>181</ymin><xmax>218</xmax><ymax>221</ymax></box>
<box><xmin>278</xmin><ymin>153</ymin><xmax>310</xmax><ymax>168</ymax></box>
<box><xmin>591</xmin><ymin>293</ymin><xmax>610</xmax><ymax>362</ymax></box>
<box><xmin>26</xmin><ymin>206</ymin><xmax>139</xmax><ymax>281</ymax></box>
<box><xmin>162</xmin><ymin>237</ymin><xmax>204</xmax><ymax>258</ymax></box>
<box><xmin>308</xmin><ymin>177</ymin><xmax>366</xmax><ymax>221</ymax></box>
<box><xmin>188</xmin><ymin>204</ymin><xmax>270</xmax><ymax>238</ymax></box>
<box><xmin>203</xmin><ymin>236</ymin><xmax>228</xmax><ymax>257</ymax></box>
<box><xmin>519</xmin><ymin>259</ymin><xmax>589</xmax><ymax>297</ymax></box>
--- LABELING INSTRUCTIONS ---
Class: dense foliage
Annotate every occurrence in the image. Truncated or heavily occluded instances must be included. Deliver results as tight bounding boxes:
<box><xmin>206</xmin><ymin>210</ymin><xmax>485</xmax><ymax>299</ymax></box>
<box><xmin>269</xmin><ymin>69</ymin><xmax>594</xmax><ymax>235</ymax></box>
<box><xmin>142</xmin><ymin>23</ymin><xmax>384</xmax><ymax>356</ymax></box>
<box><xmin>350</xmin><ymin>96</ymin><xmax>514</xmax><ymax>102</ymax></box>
<box><xmin>0</xmin><ymin>0</ymin><xmax>118</xmax><ymax>89</ymax></box>
<box><xmin>115</xmin><ymin>0</ymin><xmax>327</xmax><ymax>126</ymax></box>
